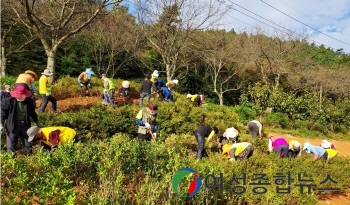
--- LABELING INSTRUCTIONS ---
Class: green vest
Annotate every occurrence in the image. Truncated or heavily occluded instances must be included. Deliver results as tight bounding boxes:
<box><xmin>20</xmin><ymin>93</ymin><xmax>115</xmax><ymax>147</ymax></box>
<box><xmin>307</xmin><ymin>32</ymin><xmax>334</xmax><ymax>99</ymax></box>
<box><xmin>104</xmin><ymin>78</ymin><xmax>115</xmax><ymax>90</ymax></box>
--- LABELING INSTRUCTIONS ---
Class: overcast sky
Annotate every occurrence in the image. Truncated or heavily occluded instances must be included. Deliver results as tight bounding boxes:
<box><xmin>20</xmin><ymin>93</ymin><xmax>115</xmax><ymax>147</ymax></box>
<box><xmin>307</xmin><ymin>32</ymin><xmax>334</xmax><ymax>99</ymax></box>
<box><xmin>222</xmin><ymin>0</ymin><xmax>350</xmax><ymax>54</ymax></box>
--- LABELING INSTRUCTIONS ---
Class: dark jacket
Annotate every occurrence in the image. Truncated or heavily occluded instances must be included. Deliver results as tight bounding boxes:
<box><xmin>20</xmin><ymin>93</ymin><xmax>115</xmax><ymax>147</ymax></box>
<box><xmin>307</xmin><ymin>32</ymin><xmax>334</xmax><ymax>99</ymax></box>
<box><xmin>140</xmin><ymin>79</ymin><xmax>152</xmax><ymax>94</ymax></box>
<box><xmin>195</xmin><ymin>126</ymin><xmax>213</xmax><ymax>138</ymax></box>
<box><xmin>0</xmin><ymin>91</ymin><xmax>11</xmax><ymax>102</ymax></box>
<box><xmin>1</xmin><ymin>97</ymin><xmax>39</xmax><ymax>132</ymax></box>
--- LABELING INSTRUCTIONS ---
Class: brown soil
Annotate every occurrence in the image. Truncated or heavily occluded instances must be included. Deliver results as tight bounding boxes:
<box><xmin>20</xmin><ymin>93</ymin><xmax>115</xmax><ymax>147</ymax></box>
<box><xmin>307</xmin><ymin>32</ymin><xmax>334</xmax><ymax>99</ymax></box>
<box><xmin>318</xmin><ymin>190</ymin><xmax>350</xmax><ymax>205</ymax></box>
<box><xmin>35</xmin><ymin>93</ymin><xmax>141</xmax><ymax>112</ymax></box>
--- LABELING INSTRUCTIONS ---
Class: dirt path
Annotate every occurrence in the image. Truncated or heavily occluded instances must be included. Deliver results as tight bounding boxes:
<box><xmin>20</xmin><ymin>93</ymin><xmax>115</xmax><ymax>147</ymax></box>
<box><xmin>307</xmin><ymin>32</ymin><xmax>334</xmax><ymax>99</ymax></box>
<box><xmin>35</xmin><ymin>94</ymin><xmax>140</xmax><ymax>113</ymax></box>
<box><xmin>269</xmin><ymin>133</ymin><xmax>350</xmax><ymax>157</ymax></box>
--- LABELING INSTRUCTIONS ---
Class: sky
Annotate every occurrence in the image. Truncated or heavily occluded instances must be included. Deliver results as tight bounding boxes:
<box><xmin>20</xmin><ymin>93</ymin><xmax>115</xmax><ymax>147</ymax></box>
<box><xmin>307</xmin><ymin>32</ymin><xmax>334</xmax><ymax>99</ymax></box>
<box><xmin>221</xmin><ymin>0</ymin><xmax>350</xmax><ymax>54</ymax></box>
<box><xmin>122</xmin><ymin>0</ymin><xmax>350</xmax><ymax>54</ymax></box>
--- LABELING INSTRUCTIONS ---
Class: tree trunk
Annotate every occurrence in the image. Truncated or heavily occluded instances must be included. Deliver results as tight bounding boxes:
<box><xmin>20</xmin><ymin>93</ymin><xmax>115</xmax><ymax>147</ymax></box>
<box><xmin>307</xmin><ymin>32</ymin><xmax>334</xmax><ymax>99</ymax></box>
<box><xmin>274</xmin><ymin>73</ymin><xmax>280</xmax><ymax>90</ymax></box>
<box><xmin>0</xmin><ymin>48</ymin><xmax>6</xmax><ymax>76</ymax></box>
<box><xmin>219</xmin><ymin>94</ymin><xmax>223</xmax><ymax>106</ymax></box>
<box><xmin>319</xmin><ymin>83</ymin><xmax>323</xmax><ymax>111</ymax></box>
<box><xmin>166</xmin><ymin>64</ymin><xmax>171</xmax><ymax>82</ymax></box>
<box><xmin>46</xmin><ymin>49</ymin><xmax>57</xmax><ymax>83</ymax></box>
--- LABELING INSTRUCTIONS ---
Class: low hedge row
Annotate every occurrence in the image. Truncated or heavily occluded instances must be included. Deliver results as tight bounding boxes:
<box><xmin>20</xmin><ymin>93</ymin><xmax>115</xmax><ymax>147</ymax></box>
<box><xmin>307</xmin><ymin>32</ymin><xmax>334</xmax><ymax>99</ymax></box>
<box><xmin>1</xmin><ymin>135</ymin><xmax>350</xmax><ymax>205</ymax></box>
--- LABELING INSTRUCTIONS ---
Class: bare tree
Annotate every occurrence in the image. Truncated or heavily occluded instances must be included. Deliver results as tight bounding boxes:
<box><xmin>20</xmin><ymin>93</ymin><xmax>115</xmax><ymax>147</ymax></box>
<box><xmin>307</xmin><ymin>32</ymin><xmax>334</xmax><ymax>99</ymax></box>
<box><xmin>7</xmin><ymin>0</ymin><xmax>122</xmax><ymax>81</ymax></box>
<box><xmin>132</xmin><ymin>0</ymin><xmax>232</xmax><ymax>82</ymax></box>
<box><xmin>197</xmin><ymin>30</ymin><xmax>243</xmax><ymax>106</ymax></box>
<box><xmin>85</xmin><ymin>7</ymin><xmax>138</xmax><ymax>77</ymax></box>
<box><xmin>0</xmin><ymin>2</ymin><xmax>37</xmax><ymax>76</ymax></box>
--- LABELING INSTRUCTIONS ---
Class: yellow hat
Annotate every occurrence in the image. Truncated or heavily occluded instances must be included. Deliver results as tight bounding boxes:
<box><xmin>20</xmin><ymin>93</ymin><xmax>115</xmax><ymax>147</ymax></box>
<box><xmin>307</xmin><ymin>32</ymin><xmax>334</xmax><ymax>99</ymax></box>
<box><xmin>222</xmin><ymin>144</ymin><xmax>232</xmax><ymax>159</ymax></box>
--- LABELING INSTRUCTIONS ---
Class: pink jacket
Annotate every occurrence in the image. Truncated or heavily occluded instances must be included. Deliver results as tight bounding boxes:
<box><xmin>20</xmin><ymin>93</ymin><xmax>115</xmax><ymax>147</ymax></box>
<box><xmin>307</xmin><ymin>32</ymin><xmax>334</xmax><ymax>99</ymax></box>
<box><xmin>270</xmin><ymin>136</ymin><xmax>288</xmax><ymax>149</ymax></box>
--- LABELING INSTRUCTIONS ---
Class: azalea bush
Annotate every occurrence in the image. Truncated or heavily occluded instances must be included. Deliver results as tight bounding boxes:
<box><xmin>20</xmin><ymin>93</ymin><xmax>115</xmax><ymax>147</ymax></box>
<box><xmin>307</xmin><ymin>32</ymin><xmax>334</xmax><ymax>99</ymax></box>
<box><xmin>1</xmin><ymin>135</ymin><xmax>350</xmax><ymax>205</ymax></box>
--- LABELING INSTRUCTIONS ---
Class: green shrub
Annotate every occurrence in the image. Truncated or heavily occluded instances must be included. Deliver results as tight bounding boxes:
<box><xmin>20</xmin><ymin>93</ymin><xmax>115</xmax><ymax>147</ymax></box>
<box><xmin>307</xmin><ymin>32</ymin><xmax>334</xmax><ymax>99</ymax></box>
<box><xmin>265</xmin><ymin>112</ymin><xmax>291</xmax><ymax>129</ymax></box>
<box><xmin>3</xmin><ymin>135</ymin><xmax>350</xmax><ymax>204</ymax></box>
<box><xmin>0</xmin><ymin>75</ymin><xmax>18</xmax><ymax>88</ymax></box>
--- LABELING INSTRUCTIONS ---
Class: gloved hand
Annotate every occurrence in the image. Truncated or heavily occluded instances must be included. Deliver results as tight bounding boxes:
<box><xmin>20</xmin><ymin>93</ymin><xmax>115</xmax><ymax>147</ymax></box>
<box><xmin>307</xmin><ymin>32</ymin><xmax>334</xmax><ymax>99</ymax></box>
<box><xmin>229</xmin><ymin>158</ymin><xmax>235</xmax><ymax>162</ymax></box>
<box><xmin>45</xmin><ymin>93</ymin><xmax>50</xmax><ymax>96</ymax></box>
<box><xmin>103</xmin><ymin>89</ymin><xmax>107</xmax><ymax>94</ymax></box>
<box><xmin>152</xmin><ymin>133</ymin><xmax>157</xmax><ymax>139</ymax></box>
<box><xmin>80</xmin><ymin>83</ymin><xmax>84</xmax><ymax>87</ymax></box>
<box><xmin>87</xmin><ymin>84</ymin><xmax>91</xmax><ymax>88</ymax></box>
<box><xmin>145</xmin><ymin>122</ymin><xmax>151</xmax><ymax>128</ymax></box>
<box><xmin>0</xmin><ymin>124</ymin><xmax>4</xmax><ymax>133</ymax></box>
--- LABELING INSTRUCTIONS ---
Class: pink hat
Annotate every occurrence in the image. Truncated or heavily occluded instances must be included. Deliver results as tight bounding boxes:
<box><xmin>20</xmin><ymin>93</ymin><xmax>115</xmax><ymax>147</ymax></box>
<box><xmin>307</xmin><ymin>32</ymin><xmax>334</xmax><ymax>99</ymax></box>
<box><xmin>10</xmin><ymin>85</ymin><xmax>32</xmax><ymax>99</ymax></box>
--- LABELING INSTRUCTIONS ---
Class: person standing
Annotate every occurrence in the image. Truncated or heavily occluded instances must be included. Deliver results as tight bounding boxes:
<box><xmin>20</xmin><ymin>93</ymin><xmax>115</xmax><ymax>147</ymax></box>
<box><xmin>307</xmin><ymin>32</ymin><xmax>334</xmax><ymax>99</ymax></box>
<box><xmin>38</xmin><ymin>69</ymin><xmax>57</xmax><ymax>113</ymax></box>
<box><xmin>139</xmin><ymin>75</ymin><xmax>152</xmax><ymax>107</ymax></box>
<box><xmin>15</xmin><ymin>70</ymin><xmax>39</xmax><ymax>105</ymax></box>
<box><xmin>101</xmin><ymin>74</ymin><xmax>116</xmax><ymax>108</ymax></box>
<box><xmin>247</xmin><ymin>120</ymin><xmax>263</xmax><ymax>139</ymax></box>
<box><xmin>1</xmin><ymin>85</ymin><xmax>12</xmax><ymax>102</ymax></box>
<box><xmin>135</xmin><ymin>103</ymin><xmax>159</xmax><ymax>141</ymax></box>
<box><xmin>0</xmin><ymin>85</ymin><xmax>42</xmax><ymax>155</ymax></box>
<box><xmin>193</xmin><ymin>125</ymin><xmax>219</xmax><ymax>160</ymax></box>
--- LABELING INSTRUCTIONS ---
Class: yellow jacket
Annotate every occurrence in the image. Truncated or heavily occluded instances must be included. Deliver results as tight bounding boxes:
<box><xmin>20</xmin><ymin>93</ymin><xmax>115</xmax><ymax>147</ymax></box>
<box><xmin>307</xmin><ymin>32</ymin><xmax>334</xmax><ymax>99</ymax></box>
<box><xmin>222</xmin><ymin>142</ymin><xmax>251</xmax><ymax>158</ymax></box>
<box><xmin>191</xmin><ymin>95</ymin><xmax>198</xmax><ymax>102</ymax></box>
<box><xmin>16</xmin><ymin>73</ymin><xmax>35</xmax><ymax>87</ymax></box>
<box><xmin>288</xmin><ymin>140</ymin><xmax>302</xmax><ymax>151</ymax></box>
<box><xmin>41</xmin><ymin>127</ymin><xmax>76</xmax><ymax>144</ymax></box>
<box><xmin>150</xmin><ymin>76</ymin><xmax>158</xmax><ymax>83</ymax></box>
<box><xmin>326</xmin><ymin>149</ymin><xmax>338</xmax><ymax>159</ymax></box>
<box><xmin>39</xmin><ymin>75</ymin><xmax>51</xmax><ymax>95</ymax></box>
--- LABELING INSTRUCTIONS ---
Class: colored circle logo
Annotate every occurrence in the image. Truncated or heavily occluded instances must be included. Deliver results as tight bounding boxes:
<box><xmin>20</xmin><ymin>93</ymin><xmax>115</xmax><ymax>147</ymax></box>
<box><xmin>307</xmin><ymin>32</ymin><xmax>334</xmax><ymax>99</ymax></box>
<box><xmin>172</xmin><ymin>168</ymin><xmax>202</xmax><ymax>197</ymax></box>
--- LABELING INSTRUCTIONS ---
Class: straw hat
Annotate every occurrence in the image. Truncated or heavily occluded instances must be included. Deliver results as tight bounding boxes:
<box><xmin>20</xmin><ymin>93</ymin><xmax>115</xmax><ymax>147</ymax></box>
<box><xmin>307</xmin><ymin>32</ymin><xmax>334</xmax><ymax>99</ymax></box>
<box><xmin>25</xmin><ymin>70</ymin><xmax>39</xmax><ymax>80</ymax></box>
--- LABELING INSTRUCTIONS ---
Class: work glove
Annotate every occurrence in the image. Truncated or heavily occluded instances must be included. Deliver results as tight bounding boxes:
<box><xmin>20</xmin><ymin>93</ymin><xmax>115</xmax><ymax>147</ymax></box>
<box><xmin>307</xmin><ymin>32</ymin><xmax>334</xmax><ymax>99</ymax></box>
<box><xmin>103</xmin><ymin>89</ymin><xmax>108</xmax><ymax>94</ymax></box>
<box><xmin>46</xmin><ymin>93</ymin><xmax>50</xmax><ymax>96</ymax></box>
<box><xmin>152</xmin><ymin>133</ymin><xmax>157</xmax><ymax>139</ymax></box>
<box><xmin>80</xmin><ymin>83</ymin><xmax>84</xmax><ymax>87</ymax></box>
<box><xmin>0</xmin><ymin>124</ymin><xmax>4</xmax><ymax>133</ymax></box>
<box><xmin>87</xmin><ymin>84</ymin><xmax>91</xmax><ymax>88</ymax></box>
<box><xmin>229</xmin><ymin>158</ymin><xmax>235</xmax><ymax>162</ymax></box>
<box><xmin>144</xmin><ymin>122</ymin><xmax>151</xmax><ymax>128</ymax></box>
